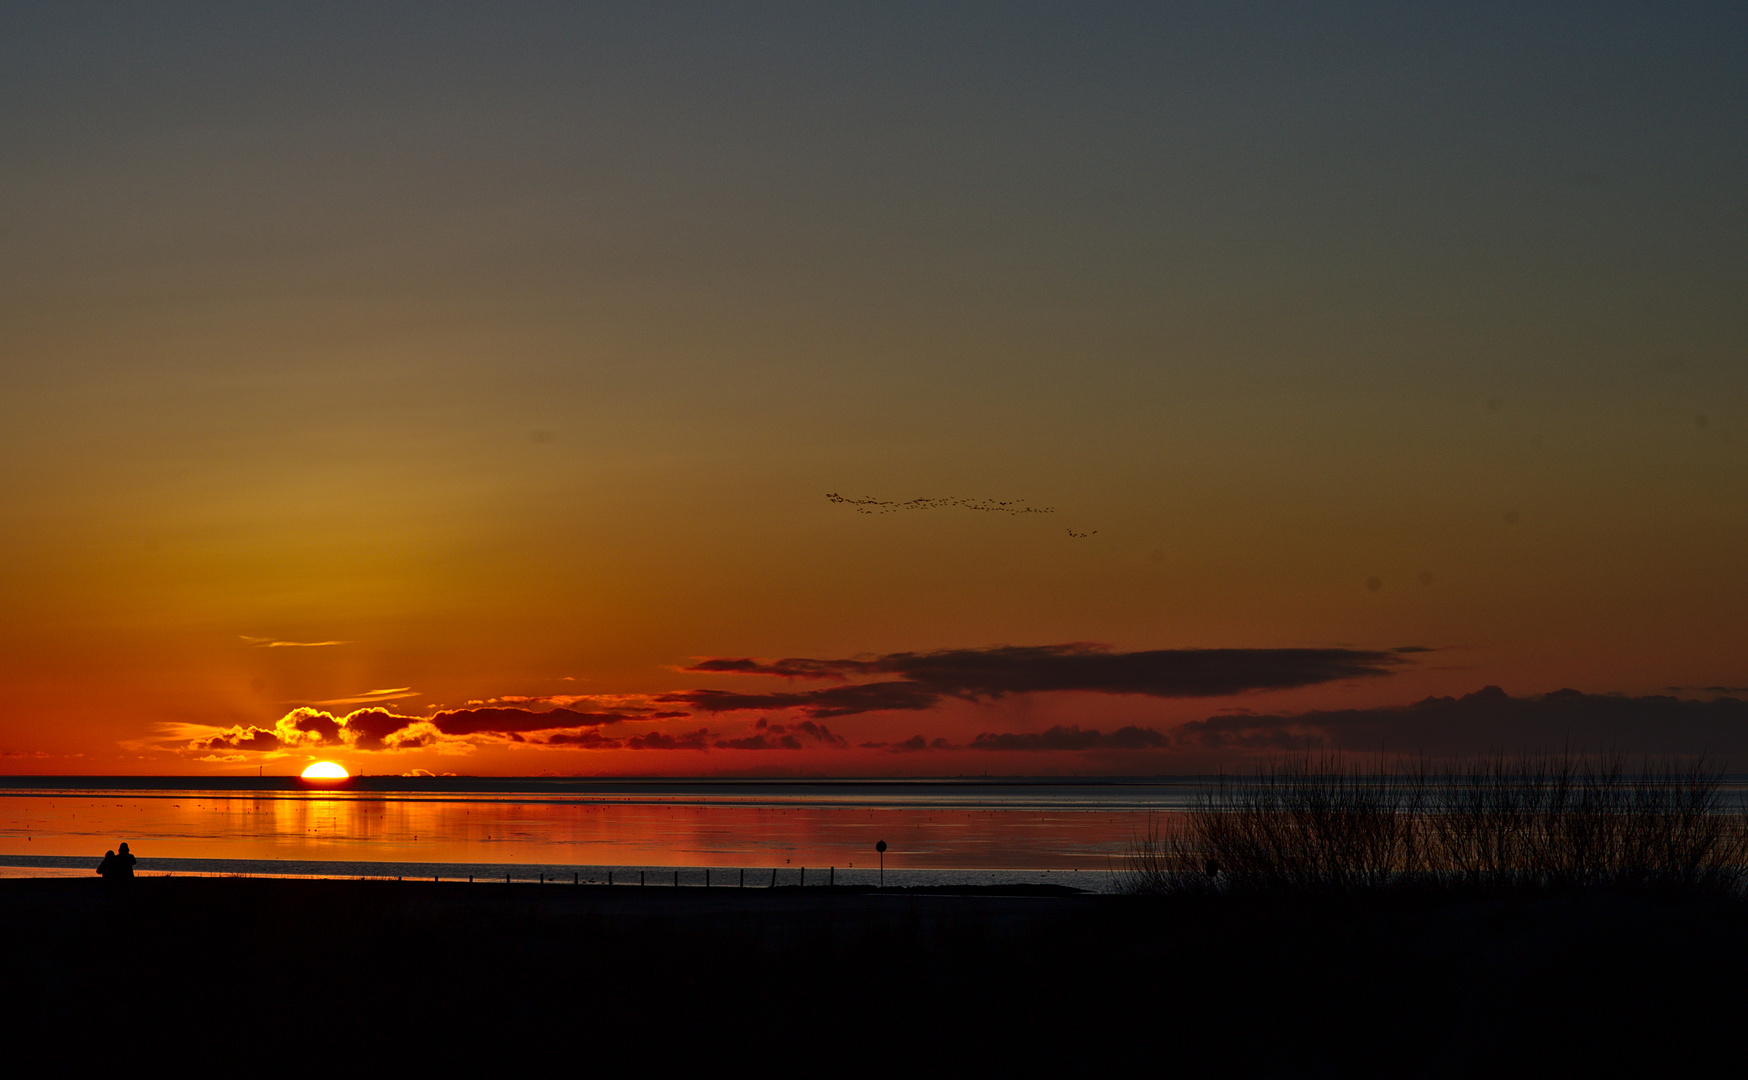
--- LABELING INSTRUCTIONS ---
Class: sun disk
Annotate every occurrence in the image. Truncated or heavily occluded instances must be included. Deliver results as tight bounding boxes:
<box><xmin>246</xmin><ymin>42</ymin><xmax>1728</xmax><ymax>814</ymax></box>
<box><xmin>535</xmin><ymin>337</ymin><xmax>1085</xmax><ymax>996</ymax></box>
<box><xmin>301</xmin><ymin>761</ymin><xmax>349</xmax><ymax>780</ymax></box>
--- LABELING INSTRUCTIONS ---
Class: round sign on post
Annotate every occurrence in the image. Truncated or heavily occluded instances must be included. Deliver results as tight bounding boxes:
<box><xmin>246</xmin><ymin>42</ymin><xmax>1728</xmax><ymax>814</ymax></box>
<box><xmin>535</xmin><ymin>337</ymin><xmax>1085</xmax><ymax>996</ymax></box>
<box><xmin>875</xmin><ymin>840</ymin><xmax>887</xmax><ymax>887</ymax></box>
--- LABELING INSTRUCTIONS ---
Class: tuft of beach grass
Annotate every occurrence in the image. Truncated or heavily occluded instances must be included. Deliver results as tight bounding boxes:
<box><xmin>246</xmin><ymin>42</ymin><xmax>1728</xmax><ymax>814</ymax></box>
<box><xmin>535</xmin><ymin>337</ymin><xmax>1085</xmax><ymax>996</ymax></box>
<box><xmin>1121</xmin><ymin>751</ymin><xmax>1748</xmax><ymax>899</ymax></box>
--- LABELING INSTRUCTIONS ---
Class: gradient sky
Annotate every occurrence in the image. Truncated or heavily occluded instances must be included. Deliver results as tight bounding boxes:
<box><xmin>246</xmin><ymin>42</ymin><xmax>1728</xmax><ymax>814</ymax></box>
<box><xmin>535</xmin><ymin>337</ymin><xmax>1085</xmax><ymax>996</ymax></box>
<box><xmin>3</xmin><ymin>3</ymin><xmax>1745</xmax><ymax>774</ymax></box>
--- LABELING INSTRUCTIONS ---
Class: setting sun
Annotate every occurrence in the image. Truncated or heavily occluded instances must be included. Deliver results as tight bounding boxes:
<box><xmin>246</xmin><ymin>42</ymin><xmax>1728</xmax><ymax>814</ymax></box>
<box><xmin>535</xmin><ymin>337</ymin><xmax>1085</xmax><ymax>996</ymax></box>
<box><xmin>301</xmin><ymin>762</ymin><xmax>349</xmax><ymax>780</ymax></box>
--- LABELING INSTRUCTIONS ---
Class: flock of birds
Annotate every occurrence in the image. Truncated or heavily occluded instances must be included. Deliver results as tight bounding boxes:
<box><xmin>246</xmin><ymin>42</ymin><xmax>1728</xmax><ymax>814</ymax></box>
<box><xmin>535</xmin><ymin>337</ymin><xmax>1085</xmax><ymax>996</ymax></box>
<box><xmin>825</xmin><ymin>493</ymin><xmax>1054</xmax><ymax>515</ymax></box>
<box><xmin>826</xmin><ymin>493</ymin><xmax>1096</xmax><ymax>537</ymax></box>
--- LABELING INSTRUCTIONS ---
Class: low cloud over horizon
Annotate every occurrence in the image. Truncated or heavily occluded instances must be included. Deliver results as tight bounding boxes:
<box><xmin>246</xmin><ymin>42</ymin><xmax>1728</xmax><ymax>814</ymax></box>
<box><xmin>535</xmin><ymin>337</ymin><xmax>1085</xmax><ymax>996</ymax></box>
<box><xmin>182</xmin><ymin>643</ymin><xmax>1416</xmax><ymax>760</ymax></box>
<box><xmin>175</xmin><ymin>670</ymin><xmax>1748</xmax><ymax>768</ymax></box>
<box><xmin>669</xmin><ymin>644</ymin><xmax>1413</xmax><ymax>718</ymax></box>
<box><xmin>1174</xmin><ymin>686</ymin><xmax>1748</xmax><ymax>758</ymax></box>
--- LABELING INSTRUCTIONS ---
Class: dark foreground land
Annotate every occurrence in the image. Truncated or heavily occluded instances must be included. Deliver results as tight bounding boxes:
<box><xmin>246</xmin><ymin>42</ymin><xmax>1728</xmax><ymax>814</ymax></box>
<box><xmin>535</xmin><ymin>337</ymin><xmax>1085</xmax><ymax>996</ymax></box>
<box><xmin>4</xmin><ymin>877</ymin><xmax>1746</xmax><ymax>1075</ymax></box>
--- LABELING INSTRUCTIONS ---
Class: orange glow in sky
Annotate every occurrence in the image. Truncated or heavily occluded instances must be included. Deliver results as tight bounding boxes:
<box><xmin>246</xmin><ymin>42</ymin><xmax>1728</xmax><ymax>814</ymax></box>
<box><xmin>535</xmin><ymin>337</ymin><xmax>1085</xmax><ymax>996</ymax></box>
<box><xmin>2</xmin><ymin>8</ymin><xmax>1745</xmax><ymax>775</ymax></box>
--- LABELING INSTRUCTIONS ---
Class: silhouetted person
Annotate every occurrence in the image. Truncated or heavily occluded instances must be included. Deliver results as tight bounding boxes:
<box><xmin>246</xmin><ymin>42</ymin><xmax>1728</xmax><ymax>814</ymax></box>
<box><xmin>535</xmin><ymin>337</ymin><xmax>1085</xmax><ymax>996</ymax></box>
<box><xmin>108</xmin><ymin>842</ymin><xmax>136</xmax><ymax>882</ymax></box>
<box><xmin>96</xmin><ymin>850</ymin><xmax>115</xmax><ymax>880</ymax></box>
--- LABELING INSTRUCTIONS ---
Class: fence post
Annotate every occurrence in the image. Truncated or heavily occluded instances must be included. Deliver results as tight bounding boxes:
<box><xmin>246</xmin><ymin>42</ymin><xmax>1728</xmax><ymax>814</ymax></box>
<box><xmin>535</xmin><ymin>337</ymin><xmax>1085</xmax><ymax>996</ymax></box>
<box><xmin>674</xmin><ymin>869</ymin><xmax>679</xmax><ymax>887</ymax></box>
<box><xmin>830</xmin><ymin>866</ymin><xmax>834</xmax><ymax>887</ymax></box>
<box><xmin>770</xmin><ymin>867</ymin><xmax>777</xmax><ymax>887</ymax></box>
<box><xmin>740</xmin><ymin>868</ymin><xmax>745</xmax><ymax>888</ymax></box>
<box><xmin>800</xmin><ymin>867</ymin><xmax>805</xmax><ymax>886</ymax></box>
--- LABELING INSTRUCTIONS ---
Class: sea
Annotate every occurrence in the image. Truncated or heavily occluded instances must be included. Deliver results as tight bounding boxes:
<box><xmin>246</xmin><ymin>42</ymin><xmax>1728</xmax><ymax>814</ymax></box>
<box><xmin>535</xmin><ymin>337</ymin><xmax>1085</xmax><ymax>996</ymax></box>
<box><xmin>0</xmin><ymin>776</ymin><xmax>1201</xmax><ymax>893</ymax></box>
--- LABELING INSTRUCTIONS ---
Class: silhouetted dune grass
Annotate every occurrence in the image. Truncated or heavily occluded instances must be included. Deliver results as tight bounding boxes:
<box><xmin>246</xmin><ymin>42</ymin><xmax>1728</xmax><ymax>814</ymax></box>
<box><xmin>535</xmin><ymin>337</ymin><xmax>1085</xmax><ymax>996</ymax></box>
<box><xmin>1123</xmin><ymin>752</ymin><xmax>1748</xmax><ymax>898</ymax></box>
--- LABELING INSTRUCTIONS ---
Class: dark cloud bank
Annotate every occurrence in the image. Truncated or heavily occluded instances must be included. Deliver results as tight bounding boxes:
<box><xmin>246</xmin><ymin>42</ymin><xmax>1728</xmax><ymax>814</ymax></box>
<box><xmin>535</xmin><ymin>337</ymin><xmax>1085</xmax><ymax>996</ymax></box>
<box><xmin>674</xmin><ymin>645</ymin><xmax>1409</xmax><ymax>717</ymax></box>
<box><xmin>1174</xmin><ymin>687</ymin><xmax>1748</xmax><ymax>757</ymax></box>
<box><xmin>970</xmin><ymin>725</ymin><xmax>1173</xmax><ymax>752</ymax></box>
<box><xmin>196</xmin><ymin>644</ymin><xmax>1407</xmax><ymax>753</ymax></box>
<box><xmin>188</xmin><ymin>641</ymin><xmax>1747</xmax><ymax>762</ymax></box>
<box><xmin>858</xmin><ymin>690</ymin><xmax>1748</xmax><ymax>759</ymax></box>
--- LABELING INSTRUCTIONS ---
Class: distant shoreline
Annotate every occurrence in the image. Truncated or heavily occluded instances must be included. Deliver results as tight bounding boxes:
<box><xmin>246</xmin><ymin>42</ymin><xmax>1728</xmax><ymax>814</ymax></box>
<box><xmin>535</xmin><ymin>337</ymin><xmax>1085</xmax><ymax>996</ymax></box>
<box><xmin>0</xmin><ymin>774</ymin><xmax>1204</xmax><ymax>792</ymax></box>
<box><xmin>0</xmin><ymin>854</ymin><xmax>1113</xmax><ymax>891</ymax></box>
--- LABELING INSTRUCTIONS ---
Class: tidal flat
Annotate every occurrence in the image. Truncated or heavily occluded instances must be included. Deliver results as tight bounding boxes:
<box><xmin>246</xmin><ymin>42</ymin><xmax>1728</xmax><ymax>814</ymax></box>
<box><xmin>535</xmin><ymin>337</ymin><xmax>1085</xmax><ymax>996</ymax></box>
<box><xmin>3</xmin><ymin>876</ymin><xmax>1744</xmax><ymax>1074</ymax></box>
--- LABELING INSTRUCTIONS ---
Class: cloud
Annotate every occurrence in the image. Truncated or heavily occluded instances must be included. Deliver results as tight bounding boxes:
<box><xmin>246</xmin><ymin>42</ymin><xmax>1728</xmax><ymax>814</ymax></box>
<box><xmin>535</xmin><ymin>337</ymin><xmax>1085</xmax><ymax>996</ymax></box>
<box><xmin>969</xmin><ymin>725</ymin><xmax>1172</xmax><ymax>751</ymax></box>
<box><xmin>858</xmin><ymin>735</ymin><xmax>953</xmax><ymax>752</ymax></box>
<box><xmin>475</xmin><ymin>694</ymin><xmax>676</xmax><ymax>711</ymax></box>
<box><xmin>887</xmin><ymin>735</ymin><xmax>951</xmax><ymax>753</ymax></box>
<box><xmin>241</xmin><ymin>636</ymin><xmax>346</xmax><ymax>647</ymax></box>
<box><xmin>179</xmin><ymin>707</ymin><xmax>438</xmax><ymax>754</ymax></box>
<box><xmin>658</xmin><ymin>682</ymin><xmax>940</xmax><ymax>718</ymax></box>
<box><xmin>779</xmin><ymin>719</ymin><xmax>848</xmax><ymax>747</ymax></box>
<box><xmin>180</xmin><ymin>643</ymin><xmax>1411</xmax><ymax>758</ymax></box>
<box><xmin>278</xmin><ymin>707</ymin><xmax>341</xmax><ymax>745</ymax></box>
<box><xmin>174</xmin><ymin>697</ymin><xmax>723</xmax><ymax>757</ymax></box>
<box><xmin>187</xmin><ymin>725</ymin><xmax>283</xmax><ymax>752</ymax></box>
<box><xmin>674</xmin><ymin>645</ymin><xmax>1406</xmax><ymax>717</ymax></box>
<box><xmin>686</xmin><ymin>657</ymin><xmax>848</xmax><ymax>680</ymax></box>
<box><xmin>377</xmin><ymin>721</ymin><xmax>442</xmax><ymax>750</ymax></box>
<box><xmin>181</xmin><ymin>708</ymin><xmax>368</xmax><ymax>753</ymax></box>
<box><xmin>1172</xmin><ymin>686</ymin><xmax>1748</xmax><ymax>756</ymax></box>
<box><xmin>339</xmin><ymin>708</ymin><xmax>422</xmax><ymax>750</ymax></box>
<box><xmin>625</xmin><ymin>728</ymin><xmax>712</xmax><ymax>751</ymax></box>
<box><xmin>716</xmin><ymin>733</ymin><xmax>804</xmax><ymax>750</ymax></box>
<box><xmin>543</xmin><ymin>730</ymin><xmax>625</xmax><ymax>749</ymax></box>
<box><xmin>302</xmin><ymin>688</ymin><xmax>420</xmax><ymax>706</ymax></box>
<box><xmin>714</xmin><ymin>719</ymin><xmax>849</xmax><ymax>751</ymax></box>
<box><xmin>430</xmin><ymin>707</ymin><xmax>640</xmax><ymax>736</ymax></box>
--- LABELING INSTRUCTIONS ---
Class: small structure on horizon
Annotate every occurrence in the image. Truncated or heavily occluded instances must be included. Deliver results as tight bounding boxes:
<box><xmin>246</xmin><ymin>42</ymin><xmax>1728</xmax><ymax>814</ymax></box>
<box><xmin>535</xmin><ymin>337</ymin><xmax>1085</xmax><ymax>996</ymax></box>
<box><xmin>876</xmin><ymin>840</ymin><xmax>887</xmax><ymax>887</ymax></box>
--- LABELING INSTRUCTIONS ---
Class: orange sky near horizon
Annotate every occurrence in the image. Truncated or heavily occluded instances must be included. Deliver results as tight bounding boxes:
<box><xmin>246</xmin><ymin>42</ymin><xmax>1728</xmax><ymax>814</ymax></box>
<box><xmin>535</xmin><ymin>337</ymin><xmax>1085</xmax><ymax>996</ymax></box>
<box><xmin>2</xmin><ymin>6</ymin><xmax>1745</xmax><ymax>775</ymax></box>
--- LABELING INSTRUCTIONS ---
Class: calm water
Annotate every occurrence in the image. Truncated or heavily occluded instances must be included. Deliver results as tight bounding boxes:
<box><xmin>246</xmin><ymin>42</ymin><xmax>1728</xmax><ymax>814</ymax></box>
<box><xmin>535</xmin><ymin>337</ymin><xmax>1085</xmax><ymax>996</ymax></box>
<box><xmin>0</xmin><ymin>778</ymin><xmax>1195</xmax><ymax>892</ymax></box>
<box><xmin>13</xmin><ymin>775</ymin><xmax>1742</xmax><ymax>892</ymax></box>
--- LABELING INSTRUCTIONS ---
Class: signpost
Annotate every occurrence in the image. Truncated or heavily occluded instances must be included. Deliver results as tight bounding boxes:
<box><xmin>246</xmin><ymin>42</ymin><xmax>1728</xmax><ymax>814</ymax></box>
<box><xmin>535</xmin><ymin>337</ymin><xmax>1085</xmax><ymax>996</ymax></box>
<box><xmin>875</xmin><ymin>840</ymin><xmax>887</xmax><ymax>887</ymax></box>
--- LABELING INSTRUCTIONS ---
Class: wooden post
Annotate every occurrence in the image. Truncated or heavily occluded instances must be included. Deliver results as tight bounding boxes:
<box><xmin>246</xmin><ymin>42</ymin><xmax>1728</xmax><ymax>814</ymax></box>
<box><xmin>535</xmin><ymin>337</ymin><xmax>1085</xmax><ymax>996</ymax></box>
<box><xmin>800</xmin><ymin>867</ymin><xmax>805</xmax><ymax>886</ymax></box>
<box><xmin>640</xmin><ymin>870</ymin><xmax>645</xmax><ymax>887</ymax></box>
<box><xmin>830</xmin><ymin>866</ymin><xmax>834</xmax><ymax>886</ymax></box>
<box><xmin>608</xmin><ymin>870</ymin><xmax>613</xmax><ymax>886</ymax></box>
<box><xmin>506</xmin><ymin>873</ymin><xmax>510</xmax><ymax>884</ymax></box>
<box><xmin>673</xmin><ymin>869</ymin><xmax>679</xmax><ymax>887</ymax></box>
<box><xmin>705</xmin><ymin>868</ymin><xmax>710</xmax><ymax>888</ymax></box>
<box><xmin>770</xmin><ymin>867</ymin><xmax>777</xmax><ymax>887</ymax></box>
<box><xmin>574</xmin><ymin>872</ymin><xmax>578</xmax><ymax>885</ymax></box>
<box><xmin>740</xmin><ymin>868</ymin><xmax>745</xmax><ymax>888</ymax></box>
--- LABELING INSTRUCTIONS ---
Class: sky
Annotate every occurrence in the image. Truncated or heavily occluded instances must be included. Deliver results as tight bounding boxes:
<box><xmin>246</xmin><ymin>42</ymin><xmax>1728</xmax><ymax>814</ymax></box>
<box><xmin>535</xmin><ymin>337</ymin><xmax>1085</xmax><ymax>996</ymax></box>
<box><xmin>2</xmin><ymin>2</ymin><xmax>1745</xmax><ymax>775</ymax></box>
